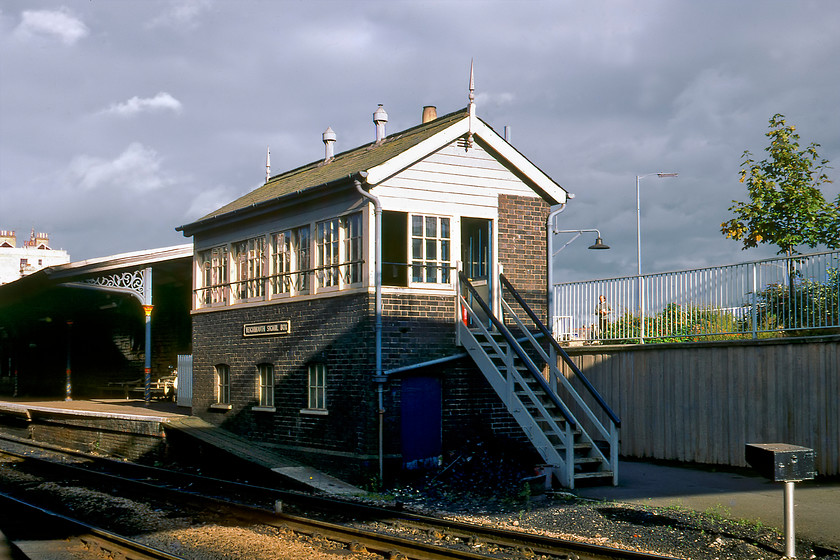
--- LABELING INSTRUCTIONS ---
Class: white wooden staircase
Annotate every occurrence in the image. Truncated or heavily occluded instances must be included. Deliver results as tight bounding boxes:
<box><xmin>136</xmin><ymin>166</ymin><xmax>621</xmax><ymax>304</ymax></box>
<box><xmin>457</xmin><ymin>271</ymin><xmax>620</xmax><ymax>489</ymax></box>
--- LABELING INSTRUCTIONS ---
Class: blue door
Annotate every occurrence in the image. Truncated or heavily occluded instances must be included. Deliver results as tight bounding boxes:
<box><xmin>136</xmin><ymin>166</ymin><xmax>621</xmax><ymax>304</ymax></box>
<box><xmin>461</xmin><ymin>218</ymin><xmax>493</xmax><ymax>326</ymax></box>
<box><xmin>401</xmin><ymin>376</ymin><xmax>442</xmax><ymax>469</ymax></box>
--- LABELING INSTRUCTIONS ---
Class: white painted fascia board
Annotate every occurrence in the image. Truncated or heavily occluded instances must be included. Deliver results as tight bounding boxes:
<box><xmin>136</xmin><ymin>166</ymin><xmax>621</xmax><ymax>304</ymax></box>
<box><xmin>364</xmin><ymin>118</ymin><xmax>470</xmax><ymax>185</ymax></box>
<box><xmin>471</xmin><ymin>120</ymin><xmax>567</xmax><ymax>204</ymax></box>
<box><xmin>45</xmin><ymin>244</ymin><xmax>193</xmax><ymax>278</ymax></box>
<box><xmin>363</xmin><ymin>116</ymin><xmax>567</xmax><ymax>205</ymax></box>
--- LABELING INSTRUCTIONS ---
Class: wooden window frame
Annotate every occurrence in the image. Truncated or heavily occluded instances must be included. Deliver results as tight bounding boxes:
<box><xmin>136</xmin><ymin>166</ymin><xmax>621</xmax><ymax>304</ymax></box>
<box><xmin>306</xmin><ymin>363</ymin><xmax>327</xmax><ymax>411</ymax></box>
<box><xmin>257</xmin><ymin>363</ymin><xmax>274</xmax><ymax>408</ymax></box>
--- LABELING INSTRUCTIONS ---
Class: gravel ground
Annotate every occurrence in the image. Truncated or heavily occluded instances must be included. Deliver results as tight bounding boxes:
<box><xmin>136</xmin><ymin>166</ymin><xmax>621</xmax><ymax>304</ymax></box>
<box><xmin>380</xmin><ymin>440</ymin><xmax>840</xmax><ymax>560</ymax></box>
<box><xmin>3</xmin><ymin>443</ymin><xmax>839</xmax><ymax>560</ymax></box>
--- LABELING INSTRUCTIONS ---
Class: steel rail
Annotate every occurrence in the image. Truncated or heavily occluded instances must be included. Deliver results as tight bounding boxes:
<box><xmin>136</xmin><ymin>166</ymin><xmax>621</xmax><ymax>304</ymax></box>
<box><xmin>0</xmin><ymin>492</ymin><xmax>186</xmax><ymax>560</ymax></box>
<box><xmin>0</xmin><ymin>437</ymin><xmax>681</xmax><ymax>560</ymax></box>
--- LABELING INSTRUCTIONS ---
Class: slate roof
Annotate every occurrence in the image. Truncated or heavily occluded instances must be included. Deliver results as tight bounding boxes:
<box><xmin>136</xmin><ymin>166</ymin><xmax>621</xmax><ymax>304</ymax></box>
<box><xmin>184</xmin><ymin>108</ymin><xmax>470</xmax><ymax>229</ymax></box>
<box><xmin>178</xmin><ymin>105</ymin><xmax>567</xmax><ymax>237</ymax></box>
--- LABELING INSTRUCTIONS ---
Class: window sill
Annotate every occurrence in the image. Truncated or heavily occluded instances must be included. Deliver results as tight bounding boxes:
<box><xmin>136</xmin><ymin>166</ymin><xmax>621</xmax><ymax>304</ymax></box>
<box><xmin>299</xmin><ymin>408</ymin><xmax>328</xmax><ymax>416</ymax></box>
<box><xmin>251</xmin><ymin>406</ymin><xmax>276</xmax><ymax>413</ymax></box>
<box><xmin>209</xmin><ymin>403</ymin><xmax>232</xmax><ymax>410</ymax></box>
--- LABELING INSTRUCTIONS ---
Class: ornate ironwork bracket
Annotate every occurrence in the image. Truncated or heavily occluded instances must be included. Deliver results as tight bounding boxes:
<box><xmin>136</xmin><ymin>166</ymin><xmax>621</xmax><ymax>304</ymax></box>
<box><xmin>62</xmin><ymin>267</ymin><xmax>153</xmax><ymax>306</ymax></box>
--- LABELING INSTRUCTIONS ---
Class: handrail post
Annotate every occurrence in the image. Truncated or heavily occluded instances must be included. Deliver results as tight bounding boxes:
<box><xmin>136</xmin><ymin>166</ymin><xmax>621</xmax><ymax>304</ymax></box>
<box><xmin>751</xmin><ymin>261</ymin><xmax>758</xmax><ymax>339</ymax></box>
<box><xmin>610</xmin><ymin>421</ymin><xmax>619</xmax><ymax>486</ymax></box>
<box><xmin>639</xmin><ymin>275</ymin><xmax>645</xmax><ymax>344</ymax></box>
<box><xmin>565</xmin><ymin>423</ymin><xmax>575</xmax><ymax>489</ymax></box>
<box><xmin>455</xmin><ymin>261</ymin><xmax>463</xmax><ymax>347</ymax></box>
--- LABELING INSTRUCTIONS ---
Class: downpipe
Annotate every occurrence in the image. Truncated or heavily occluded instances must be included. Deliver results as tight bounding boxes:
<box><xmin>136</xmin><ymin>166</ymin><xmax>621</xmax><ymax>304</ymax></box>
<box><xmin>354</xmin><ymin>173</ymin><xmax>385</xmax><ymax>483</ymax></box>
<box><xmin>546</xmin><ymin>202</ymin><xmax>567</xmax><ymax>340</ymax></box>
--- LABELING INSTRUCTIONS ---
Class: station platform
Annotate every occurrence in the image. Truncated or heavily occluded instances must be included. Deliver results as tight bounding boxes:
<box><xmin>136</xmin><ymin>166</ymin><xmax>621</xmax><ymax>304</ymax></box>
<box><xmin>575</xmin><ymin>459</ymin><xmax>840</xmax><ymax>552</ymax></box>
<box><xmin>0</xmin><ymin>398</ymin><xmax>362</xmax><ymax>496</ymax></box>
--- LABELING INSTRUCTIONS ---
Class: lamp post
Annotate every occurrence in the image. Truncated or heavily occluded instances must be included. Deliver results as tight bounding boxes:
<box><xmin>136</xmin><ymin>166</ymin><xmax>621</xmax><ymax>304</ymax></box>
<box><xmin>549</xmin><ymin>229</ymin><xmax>610</xmax><ymax>338</ymax></box>
<box><xmin>635</xmin><ymin>172</ymin><xmax>678</xmax><ymax>342</ymax></box>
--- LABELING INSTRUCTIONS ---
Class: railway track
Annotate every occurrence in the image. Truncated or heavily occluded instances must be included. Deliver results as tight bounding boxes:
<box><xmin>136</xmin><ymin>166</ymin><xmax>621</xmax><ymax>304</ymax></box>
<box><xmin>0</xmin><ymin>492</ymin><xmax>185</xmax><ymax>560</ymax></box>
<box><xmin>0</xmin><ymin>435</ymin><xmax>681</xmax><ymax>560</ymax></box>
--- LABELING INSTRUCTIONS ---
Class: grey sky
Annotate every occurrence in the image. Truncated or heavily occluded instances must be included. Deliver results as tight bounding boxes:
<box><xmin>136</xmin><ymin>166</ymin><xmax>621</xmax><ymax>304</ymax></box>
<box><xmin>1</xmin><ymin>0</ymin><xmax>838</xmax><ymax>283</ymax></box>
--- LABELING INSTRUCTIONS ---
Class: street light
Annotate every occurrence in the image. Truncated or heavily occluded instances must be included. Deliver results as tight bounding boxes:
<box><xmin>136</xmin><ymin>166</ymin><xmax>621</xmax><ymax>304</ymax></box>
<box><xmin>635</xmin><ymin>172</ymin><xmax>678</xmax><ymax>342</ymax></box>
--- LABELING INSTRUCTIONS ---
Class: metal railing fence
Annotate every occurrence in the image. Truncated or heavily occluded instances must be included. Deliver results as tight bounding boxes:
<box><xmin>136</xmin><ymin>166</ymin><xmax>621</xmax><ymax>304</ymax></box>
<box><xmin>554</xmin><ymin>250</ymin><xmax>840</xmax><ymax>343</ymax></box>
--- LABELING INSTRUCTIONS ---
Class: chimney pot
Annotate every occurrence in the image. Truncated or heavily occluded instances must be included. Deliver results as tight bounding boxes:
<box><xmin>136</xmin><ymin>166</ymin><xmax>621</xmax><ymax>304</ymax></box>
<box><xmin>322</xmin><ymin>126</ymin><xmax>336</xmax><ymax>161</ymax></box>
<box><xmin>373</xmin><ymin>104</ymin><xmax>388</xmax><ymax>142</ymax></box>
<box><xmin>422</xmin><ymin>106</ymin><xmax>437</xmax><ymax>123</ymax></box>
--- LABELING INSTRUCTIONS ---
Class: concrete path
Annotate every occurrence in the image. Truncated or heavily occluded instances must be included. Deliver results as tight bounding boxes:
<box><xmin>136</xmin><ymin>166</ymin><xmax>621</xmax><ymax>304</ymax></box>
<box><xmin>575</xmin><ymin>460</ymin><xmax>840</xmax><ymax>551</ymax></box>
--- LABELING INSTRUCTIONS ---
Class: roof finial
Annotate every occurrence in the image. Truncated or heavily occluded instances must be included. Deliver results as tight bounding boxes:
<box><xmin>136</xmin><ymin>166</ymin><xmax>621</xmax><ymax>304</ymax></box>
<box><xmin>467</xmin><ymin>59</ymin><xmax>476</xmax><ymax>150</ymax></box>
<box><xmin>265</xmin><ymin>146</ymin><xmax>271</xmax><ymax>183</ymax></box>
<box><xmin>469</xmin><ymin>58</ymin><xmax>475</xmax><ymax>105</ymax></box>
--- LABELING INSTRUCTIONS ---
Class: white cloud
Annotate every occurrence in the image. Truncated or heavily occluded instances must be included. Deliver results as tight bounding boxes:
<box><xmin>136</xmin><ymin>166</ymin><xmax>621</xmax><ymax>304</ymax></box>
<box><xmin>185</xmin><ymin>185</ymin><xmax>236</xmax><ymax>220</ymax></box>
<box><xmin>148</xmin><ymin>0</ymin><xmax>211</xmax><ymax>29</ymax></box>
<box><xmin>69</xmin><ymin>143</ymin><xmax>176</xmax><ymax>193</ymax></box>
<box><xmin>15</xmin><ymin>8</ymin><xmax>88</xmax><ymax>45</ymax></box>
<box><xmin>476</xmin><ymin>91</ymin><xmax>516</xmax><ymax>110</ymax></box>
<box><xmin>101</xmin><ymin>92</ymin><xmax>183</xmax><ymax>117</ymax></box>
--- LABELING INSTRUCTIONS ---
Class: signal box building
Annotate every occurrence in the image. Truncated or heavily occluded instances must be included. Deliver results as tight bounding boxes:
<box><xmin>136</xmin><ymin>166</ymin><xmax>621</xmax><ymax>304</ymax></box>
<box><xmin>177</xmin><ymin>100</ymin><xmax>619</xmax><ymax>488</ymax></box>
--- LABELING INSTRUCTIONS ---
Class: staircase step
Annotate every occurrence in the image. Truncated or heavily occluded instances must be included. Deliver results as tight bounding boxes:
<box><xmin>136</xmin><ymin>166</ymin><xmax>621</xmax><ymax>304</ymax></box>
<box><xmin>574</xmin><ymin>470</ymin><xmax>614</xmax><ymax>480</ymax></box>
<box><xmin>574</xmin><ymin>456</ymin><xmax>603</xmax><ymax>464</ymax></box>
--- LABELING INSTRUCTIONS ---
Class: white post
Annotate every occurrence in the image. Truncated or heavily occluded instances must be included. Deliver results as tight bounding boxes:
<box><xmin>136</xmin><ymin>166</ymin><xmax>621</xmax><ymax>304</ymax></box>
<box><xmin>784</xmin><ymin>481</ymin><xmax>796</xmax><ymax>558</ymax></box>
<box><xmin>636</xmin><ymin>175</ymin><xmax>644</xmax><ymax>343</ymax></box>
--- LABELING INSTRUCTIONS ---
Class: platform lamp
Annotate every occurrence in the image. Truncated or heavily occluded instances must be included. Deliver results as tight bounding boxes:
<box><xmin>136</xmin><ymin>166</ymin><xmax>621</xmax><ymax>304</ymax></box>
<box><xmin>554</xmin><ymin>229</ymin><xmax>611</xmax><ymax>253</ymax></box>
<box><xmin>549</xmin><ymin>229</ymin><xmax>610</xmax><ymax>338</ymax></box>
<box><xmin>635</xmin><ymin>172</ymin><xmax>678</xmax><ymax>342</ymax></box>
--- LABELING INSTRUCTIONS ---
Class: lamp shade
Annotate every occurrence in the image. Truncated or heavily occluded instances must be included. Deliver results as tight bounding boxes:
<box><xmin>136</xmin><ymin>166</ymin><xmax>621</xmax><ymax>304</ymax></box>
<box><xmin>588</xmin><ymin>236</ymin><xmax>610</xmax><ymax>250</ymax></box>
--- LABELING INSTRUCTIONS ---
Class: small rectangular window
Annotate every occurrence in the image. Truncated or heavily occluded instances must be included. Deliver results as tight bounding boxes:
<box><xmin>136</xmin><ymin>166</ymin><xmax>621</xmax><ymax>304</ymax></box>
<box><xmin>215</xmin><ymin>364</ymin><xmax>230</xmax><ymax>404</ymax></box>
<box><xmin>307</xmin><ymin>364</ymin><xmax>326</xmax><ymax>410</ymax></box>
<box><xmin>258</xmin><ymin>363</ymin><xmax>274</xmax><ymax>407</ymax></box>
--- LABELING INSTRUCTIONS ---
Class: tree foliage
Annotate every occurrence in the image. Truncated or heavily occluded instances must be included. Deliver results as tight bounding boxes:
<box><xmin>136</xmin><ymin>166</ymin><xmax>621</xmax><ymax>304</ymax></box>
<box><xmin>721</xmin><ymin>114</ymin><xmax>836</xmax><ymax>256</ymax></box>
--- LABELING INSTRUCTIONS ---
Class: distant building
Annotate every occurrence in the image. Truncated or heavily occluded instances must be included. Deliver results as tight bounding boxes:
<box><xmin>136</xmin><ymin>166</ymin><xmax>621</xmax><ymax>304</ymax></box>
<box><xmin>0</xmin><ymin>229</ymin><xmax>70</xmax><ymax>285</ymax></box>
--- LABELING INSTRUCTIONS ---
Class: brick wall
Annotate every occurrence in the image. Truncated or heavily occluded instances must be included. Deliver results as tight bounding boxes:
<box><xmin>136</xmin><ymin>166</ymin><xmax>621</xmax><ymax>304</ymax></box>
<box><xmin>381</xmin><ymin>293</ymin><xmax>457</xmax><ymax>370</ymax></box>
<box><xmin>380</xmin><ymin>293</ymin><xmax>528</xmax><ymax>460</ymax></box>
<box><xmin>191</xmin><ymin>293</ymin><xmax>377</xmax><ymax>460</ymax></box>
<box><xmin>191</xmin><ymin>289</ymin><xmax>534</xmax><ymax>480</ymax></box>
<box><xmin>497</xmin><ymin>194</ymin><xmax>550</xmax><ymax>326</ymax></box>
<box><xmin>28</xmin><ymin>417</ymin><xmax>166</xmax><ymax>461</ymax></box>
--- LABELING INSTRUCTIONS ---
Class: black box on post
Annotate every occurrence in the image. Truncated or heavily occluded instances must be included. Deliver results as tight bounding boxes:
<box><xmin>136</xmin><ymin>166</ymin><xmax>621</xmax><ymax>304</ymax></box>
<box><xmin>745</xmin><ymin>443</ymin><xmax>816</xmax><ymax>482</ymax></box>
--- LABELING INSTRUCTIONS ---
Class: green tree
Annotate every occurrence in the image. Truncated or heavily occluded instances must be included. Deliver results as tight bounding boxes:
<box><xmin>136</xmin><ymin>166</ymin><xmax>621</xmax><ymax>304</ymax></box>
<box><xmin>721</xmin><ymin>114</ymin><xmax>836</xmax><ymax>256</ymax></box>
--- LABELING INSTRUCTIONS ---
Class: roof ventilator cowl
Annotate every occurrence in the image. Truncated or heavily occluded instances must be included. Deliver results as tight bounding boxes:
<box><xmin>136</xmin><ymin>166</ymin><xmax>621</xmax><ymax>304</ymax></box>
<box><xmin>322</xmin><ymin>127</ymin><xmax>336</xmax><ymax>161</ymax></box>
<box><xmin>373</xmin><ymin>104</ymin><xmax>388</xmax><ymax>142</ymax></box>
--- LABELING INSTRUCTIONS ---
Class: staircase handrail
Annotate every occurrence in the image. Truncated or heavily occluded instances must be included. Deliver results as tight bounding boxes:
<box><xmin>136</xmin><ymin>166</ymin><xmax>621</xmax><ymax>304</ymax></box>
<box><xmin>459</xmin><ymin>271</ymin><xmax>576</xmax><ymax>428</ymax></box>
<box><xmin>499</xmin><ymin>274</ymin><xmax>621</xmax><ymax>428</ymax></box>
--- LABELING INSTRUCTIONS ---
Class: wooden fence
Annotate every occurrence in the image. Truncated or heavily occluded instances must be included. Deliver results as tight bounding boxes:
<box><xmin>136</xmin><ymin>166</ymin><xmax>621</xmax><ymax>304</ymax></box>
<box><xmin>557</xmin><ymin>336</ymin><xmax>840</xmax><ymax>476</ymax></box>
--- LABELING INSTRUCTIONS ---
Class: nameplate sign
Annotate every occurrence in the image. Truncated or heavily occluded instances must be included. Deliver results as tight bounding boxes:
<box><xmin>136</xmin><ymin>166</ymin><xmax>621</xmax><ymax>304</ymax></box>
<box><xmin>243</xmin><ymin>320</ymin><xmax>291</xmax><ymax>337</ymax></box>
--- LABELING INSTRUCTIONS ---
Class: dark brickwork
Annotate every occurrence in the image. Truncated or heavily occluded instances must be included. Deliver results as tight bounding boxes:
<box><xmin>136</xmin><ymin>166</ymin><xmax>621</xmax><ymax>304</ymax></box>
<box><xmin>498</xmin><ymin>194</ymin><xmax>550</xmax><ymax>325</ymax></box>
<box><xmin>380</xmin><ymin>293</ymin><xmax>528</xmax><ymax>460</ymax></box>
<box><xmin>439</xmin><ymin>360</ymin><xmax>525</xmax><ymax>444</ymax></box>
<box><xmin>27</xmin><ymin>417</ymin><xmax>166</xmax><ymax>461</ymax></box>
<box><xmin>381</xmin><ymin>293</ymin><xmax>456</xmax><ymax>370</ymax></box>
<box><xmin>191</xmin><ymin>289</ymin><xmax>533</xmax><ymax>480</ymax></box>
<box><xmin>192</xmin><ymin>293</ymin><xmax>377</xmax><ymax>461</ymax></box>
